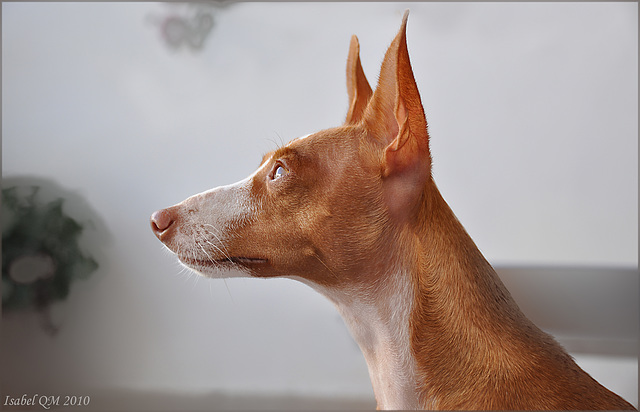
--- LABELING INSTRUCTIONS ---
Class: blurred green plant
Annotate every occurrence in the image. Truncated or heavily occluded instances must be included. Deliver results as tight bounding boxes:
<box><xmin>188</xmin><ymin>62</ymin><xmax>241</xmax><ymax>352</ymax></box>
<box><xmin>2</xmin><ymin>185</ymin><xmax>98</xmax><ymax>331</ymax></box>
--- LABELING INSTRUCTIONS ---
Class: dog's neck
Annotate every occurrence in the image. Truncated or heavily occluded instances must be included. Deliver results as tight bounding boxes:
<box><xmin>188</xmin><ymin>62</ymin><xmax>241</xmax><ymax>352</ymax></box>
<box><xmin>309</xmin><ymin>179</ymin><xmax>547</xmax><ymax>409</ymax></box>
<box><xmin>308</xmin><ymin>268</ymin><xmax>419</xmax><ymax>409</ymax></box>
<box><xmin>409</xmin><ymin>181</ymin><xmax>533</xmax><ymax>407</ymax></box>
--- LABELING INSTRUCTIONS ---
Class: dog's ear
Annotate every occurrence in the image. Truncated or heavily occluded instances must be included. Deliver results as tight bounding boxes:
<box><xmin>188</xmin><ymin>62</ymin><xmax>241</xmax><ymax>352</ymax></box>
<box><xmin>345</xmin><ymin>35</ymin><xmax>373</xmax><ymax>125</ymax></box>
<box><xmin>364</xmin><ymin>10</ymin><xmax>431</xmax><ymax>218</ymax></box>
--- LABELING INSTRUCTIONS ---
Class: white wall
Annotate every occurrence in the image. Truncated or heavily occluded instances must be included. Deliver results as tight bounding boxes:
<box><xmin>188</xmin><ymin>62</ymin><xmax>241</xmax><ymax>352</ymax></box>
<box><xmin>2</xmin><ymin>2</ymin><xmax>637</xmax><ymax>408</ymax></box>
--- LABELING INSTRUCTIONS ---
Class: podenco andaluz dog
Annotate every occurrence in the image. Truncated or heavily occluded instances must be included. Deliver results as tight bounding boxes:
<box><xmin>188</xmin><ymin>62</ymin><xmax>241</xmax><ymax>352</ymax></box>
<box><xmin>151</xmin><ymin>11</ymin><xmax>635</xmax><ymax>410</ymax></box>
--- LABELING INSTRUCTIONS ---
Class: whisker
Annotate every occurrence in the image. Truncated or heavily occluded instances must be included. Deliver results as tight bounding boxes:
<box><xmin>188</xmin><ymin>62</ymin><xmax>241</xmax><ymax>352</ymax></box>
<box><xmin>202</xmin><ymin>224</ymin><xmax>232</xmax><ymax>256</ymax></box>
<box><xmin>202</xmin><ymin>225</ymin><xmax>235</xmax><ymax>265</ymax></box>
<box><xmin>172</xmin><ymin>244</ymin><xmax>194</xmax><ymax>280</ymax></box>
<box><xmin>193</xmin><ymin>229</ymin><xmax>236</xmax><ymax>302</ymax></box>
<box><xmin>276</xmin><ymin>132</ymin><xmax>285</xmax><ymax>147</ymax></box>
<box><xmin>265</xmin><ymin>136</ymin><xmax>279</xmax><ymax>149</ymax></box>
<box><xmin>222</xmin><ymin>278</ymin><xmax>234</xmax><ymax>303</ymax></box>
<box><xmin>313</xmin><ymin>252</ymin><xmax>339</xmax><ymax>280</ymax></box>
<box><xmin>204</xmin><ymin>238</ymin><xmax>231</xmax><ymax>262</ymax></box>
<box><xmin>267</xmin><ymin>132</ymin><xmax>285</xmax><ymax>149</ymax></box>
<box><xmin>196</xmin><ymin>225</ymin><xmax>243</xmax><ymax>272</ymax></box>
<box><xmin>196</xmin><ymin>235</ymin><xmax>216</xmax><ymax>263</ymax></box>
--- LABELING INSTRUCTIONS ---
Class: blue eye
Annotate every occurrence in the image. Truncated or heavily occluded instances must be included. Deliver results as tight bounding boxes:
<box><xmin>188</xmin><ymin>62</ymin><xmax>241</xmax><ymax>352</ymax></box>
<box><xmin>273</xmin><ymin>164</ymin><xmax>288</xmax><ymax>180</ymax></box>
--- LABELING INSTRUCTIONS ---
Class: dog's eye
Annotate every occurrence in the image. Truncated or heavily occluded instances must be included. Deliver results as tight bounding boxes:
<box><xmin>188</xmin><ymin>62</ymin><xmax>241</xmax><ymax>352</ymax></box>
<box><xmin>272</xmin><ymin>164</ymin><xmax>289</xmax><ymax>180</ymax></box>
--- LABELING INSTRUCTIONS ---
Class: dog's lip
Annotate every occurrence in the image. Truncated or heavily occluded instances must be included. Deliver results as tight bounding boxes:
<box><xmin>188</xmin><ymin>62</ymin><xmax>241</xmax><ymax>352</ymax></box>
<box><xmin>179</xmin><ymin>256</ymin><xmax>268</xmax><ymax>267</ymax></box>
<box><xmin>224</xmin><ymin>257</ymin><xmax>268</xmax><ymax>265</ymax></box>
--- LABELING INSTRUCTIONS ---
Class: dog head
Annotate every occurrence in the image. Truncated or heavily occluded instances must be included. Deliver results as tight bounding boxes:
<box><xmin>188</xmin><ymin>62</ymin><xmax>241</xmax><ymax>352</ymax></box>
<box><xmin>151</xmin><ymin>11</ymin><xmax>432</xmax><ymax>289</ymax></box>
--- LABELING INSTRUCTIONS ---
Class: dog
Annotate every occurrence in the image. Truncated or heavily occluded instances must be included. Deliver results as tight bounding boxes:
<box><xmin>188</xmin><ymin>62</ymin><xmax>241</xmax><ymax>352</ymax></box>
<box><xmin>151</xmin><ymin>11</ymin><xmax>636</xmax><ymax>410</ymax></box>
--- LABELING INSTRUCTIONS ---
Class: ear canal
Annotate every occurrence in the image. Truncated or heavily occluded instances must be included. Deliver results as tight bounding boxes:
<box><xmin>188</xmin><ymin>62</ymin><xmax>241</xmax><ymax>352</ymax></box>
<box><xmin>345</xmin><ymin>35</ymin><xmax>373</xmax><ymax>125</ymax></box>
<box><xmin>389</xmin><ymin>97</ymin><xmax>410</xmax><ymax>152</ymax></box>
<box><xmin>382</xmin><ymin>108</ymin><xmax>412</xmax><ymax>177</ymax></box>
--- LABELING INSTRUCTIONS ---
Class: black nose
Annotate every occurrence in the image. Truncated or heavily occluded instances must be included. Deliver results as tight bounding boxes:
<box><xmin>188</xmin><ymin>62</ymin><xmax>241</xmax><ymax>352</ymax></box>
<box><xmin>150</xmin><ymin>208</ymin><xmax>175</xmax><ymax>238</ymax></box>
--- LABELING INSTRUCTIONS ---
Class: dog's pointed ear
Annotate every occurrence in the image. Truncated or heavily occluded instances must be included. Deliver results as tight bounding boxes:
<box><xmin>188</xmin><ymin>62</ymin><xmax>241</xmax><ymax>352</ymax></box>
<box><xmin>345</xmin><ymin>35</ymin><xmax>373</xmax><ymax>125</ymax></box>
<box><xmin>364</xmin><ymin>10</ymin><xmax>431</xmax><ymax>218</ymax></box>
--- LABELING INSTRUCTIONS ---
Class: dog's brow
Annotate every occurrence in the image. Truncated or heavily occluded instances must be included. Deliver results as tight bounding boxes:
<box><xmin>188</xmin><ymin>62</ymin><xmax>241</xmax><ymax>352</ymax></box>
<box><xmin>259</xmin><ymin>152</ymin><xmax>274</xmax><ymax>167</ymax></box>
<box><xmin>272</xmin><ymin>146</ymin><xmax>299</xmax><ymax>161</ymax></box>
<box><xmin>259</xmin><ymin>147</ymin><xmax>299</xmax><ymax>168</ymax></box>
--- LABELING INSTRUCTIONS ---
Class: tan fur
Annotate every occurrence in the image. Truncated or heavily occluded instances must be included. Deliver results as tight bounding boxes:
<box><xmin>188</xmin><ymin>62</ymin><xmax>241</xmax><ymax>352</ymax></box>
<box><xmin>151</xmin><ymin>11</ymin><xmax>635</xmax><ymax>410</ymax></box>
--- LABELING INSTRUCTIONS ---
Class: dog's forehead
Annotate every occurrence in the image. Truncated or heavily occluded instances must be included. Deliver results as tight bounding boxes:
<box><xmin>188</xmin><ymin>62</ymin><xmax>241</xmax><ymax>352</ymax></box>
<box><xmin>258</xmin><ymin>127</ymin><xmax>355</xmax><ymax>168</ymax></box>
<box><xmin>287</xmin><ymin>127</ymin><xmax>354</xmax><ymax>151</ymax></box>
<box><xmin>287</xmin><ymin>132</ymin><xmax>322</xmax><ymax>150</ymax></box>
<box><xmin>278</xmin><ymin>131</ymin><xmax>325</xmax><ymax>158</ymax></box>
<box><xmin>259</xmin><ymin>133</ymin><xmax>316</xmax><ymax>165</ymax></box>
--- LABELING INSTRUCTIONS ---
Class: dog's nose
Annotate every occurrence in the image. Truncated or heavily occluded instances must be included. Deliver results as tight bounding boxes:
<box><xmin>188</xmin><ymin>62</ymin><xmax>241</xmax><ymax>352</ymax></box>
<box><xmin>150</xmin><ymin>209</ymin><xmax>174</xmax><ymax>238</ymax></box>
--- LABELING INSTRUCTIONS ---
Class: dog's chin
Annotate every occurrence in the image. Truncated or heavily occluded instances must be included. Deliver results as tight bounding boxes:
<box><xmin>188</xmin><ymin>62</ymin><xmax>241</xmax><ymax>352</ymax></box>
<box><xmin>178</xmin><ymin>256</ymin><xmax>268</xmax><ymax>279</ymax></box>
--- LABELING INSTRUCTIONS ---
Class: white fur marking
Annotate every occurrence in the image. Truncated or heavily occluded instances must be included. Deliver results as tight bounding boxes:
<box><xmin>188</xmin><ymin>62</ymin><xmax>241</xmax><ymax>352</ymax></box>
<box><xmin>171</xmin><ymin>157</ymin><xmax>273</xmax><ymax>277</ymax></box>
<box><xmin>296</xmin><ymin>270</ymin><xmax>419</xmax><ymax>409</ymax></box>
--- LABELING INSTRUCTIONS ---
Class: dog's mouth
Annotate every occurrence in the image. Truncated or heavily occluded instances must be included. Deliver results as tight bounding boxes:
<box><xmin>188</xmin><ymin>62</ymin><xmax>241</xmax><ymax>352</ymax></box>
<box><xmin>179</xmin><ymin>256</ymin><xmax>268</xmax><ymax>269</ymax></box>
